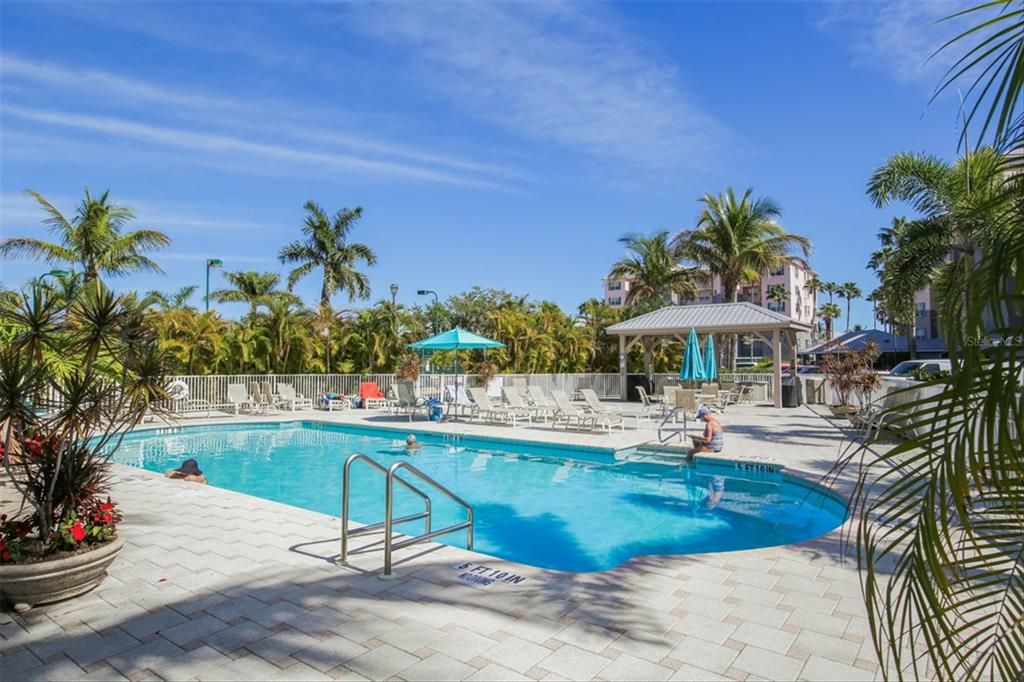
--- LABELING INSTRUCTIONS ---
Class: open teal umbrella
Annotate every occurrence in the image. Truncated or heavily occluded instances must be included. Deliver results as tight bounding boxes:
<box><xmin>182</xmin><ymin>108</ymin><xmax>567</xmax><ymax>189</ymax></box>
<box><xmin>679</xmin><ymin>328</ymin><xmax>707</xmax><ymax>384</ymax></box>
<box><xmin>408</xmin><ymin>328</ymin><xmax>504</xmax><ymax>408</ymax></box>
<box><xmin>703</xmin><ymin>335</ymin><xmax>717</xmax><ymax>381</ymax></box>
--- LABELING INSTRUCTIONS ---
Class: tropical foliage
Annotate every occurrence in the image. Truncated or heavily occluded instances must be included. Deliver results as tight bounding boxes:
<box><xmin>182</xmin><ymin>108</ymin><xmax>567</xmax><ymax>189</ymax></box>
<box><xmin>608</xmin><ymin>232</ymin><xmax>697</xmax><ymax>309</ymax></box>
<box><xmin>0</xmin><ymin>189</ymin><xmax>171</xmax><ymax>283</ymax></box>
<box><xmin>279</xmin><ymin>200</ymin><xmax>377</xmax><ymax>307</ymax></box>
<box><xmin>836</xmin><ymin>2</ymin><xmax>1024</xmax><ymax>677</ymax></box>
<box><xmin>0</xmin><ymin>280</ymin><xmax>169</xmax><ymax>560</ymax></box>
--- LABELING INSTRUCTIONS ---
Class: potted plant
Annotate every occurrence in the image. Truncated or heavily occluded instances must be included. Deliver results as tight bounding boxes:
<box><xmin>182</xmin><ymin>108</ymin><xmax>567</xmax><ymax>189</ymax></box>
<box><xmin>820</xmin><ymin>347</ymin><xmax>858</xmax><ymax>417</ymax></box>
<box><xmin>0</xmin><ymin>282</ymin><xmax>168</xmax><ymax>612</ymax></box>
<box><xmin>395</xmin><ymin>353</ymin><xmax>420</xmax><ymax>383</ymax></box>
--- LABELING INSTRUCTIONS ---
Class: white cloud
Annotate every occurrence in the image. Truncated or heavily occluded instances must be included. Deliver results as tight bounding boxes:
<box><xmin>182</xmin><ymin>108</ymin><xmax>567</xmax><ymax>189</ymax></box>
<box><xmin>2</xmin><ymin>105</ymin><xmax>514</xmax><ymax>190</ymax></box>
<box><xmin>817</xmin><ymin>1</ymin><xmax>977</xmax><ymax>85</ymax></box>
<box><xmin>0</xmin><ymin>53</ymin><xmax>239</xmax><ymax>111</ymax></box>
<box><xmin>341</xmin><ymin>2</ymin><xmax>723</xmax><ymax>173</ymax></box>
<box><xmin>1</xmin><ymin>53</ymin><xmax>524</xmax><ymax>185</ymax></box>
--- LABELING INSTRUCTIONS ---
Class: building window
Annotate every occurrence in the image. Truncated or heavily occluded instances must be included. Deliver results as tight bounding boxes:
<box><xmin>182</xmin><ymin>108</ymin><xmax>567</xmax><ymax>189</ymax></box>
<box><xmin>607</xmin><ymin>281</ymin><xmax>622</xmax><ymax>291</ymax></box>
<box><xmin>915</xmin><ymin>326</ymin><xmax>926</xmax><ymax>338</ymax></box>
<box><xmin>607</xmin><ymin>296</ymin><xmax>622</xmax><ymax>306</ymax></box>
<box><xmin>768</xmin><ymin>266</ymin><xmax>785</xmax><ymax>276</ymax></box>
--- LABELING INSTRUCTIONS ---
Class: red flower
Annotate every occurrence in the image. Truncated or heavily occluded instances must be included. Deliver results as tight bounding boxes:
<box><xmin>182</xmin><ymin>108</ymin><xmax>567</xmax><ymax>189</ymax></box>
<box><xmin>99</xmin><ymin>502</ymin><xmax>115</xmax><ymax>512</ymax></box>
<box><xmin>70</xmin><ymin>520</ymin><xmax>86</xmax><ymax>543</ymax></box>
<box><xmin>1</xmin><ymin>551</ymin><xmax>9</xmax><ymax>562</ymax></box>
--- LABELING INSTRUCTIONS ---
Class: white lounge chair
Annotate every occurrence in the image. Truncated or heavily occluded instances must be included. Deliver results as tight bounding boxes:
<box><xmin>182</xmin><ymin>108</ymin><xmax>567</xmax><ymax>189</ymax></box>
<box><xmin>578</xmin><ymin>389</ymin><xmax>629</xmax><ymax>430</ymax></box>
<box><xmin>444</xmin><ymin>384</ymin><xmax>479</xmax><ymax>420</ymax></box>
<box><xmin>467</xmin><ymin>387</ymin><xmax>525</xmax><ymax>427</ymax></box>
<box><xmin>549</xmin><ymin>390</ymin><xmax>598</xmax><ymax>432</ymax></box>
<box><xmin>250</xmin><ymin>381</ymin><xmax>268</xmax><ymax>413</ymax></box>
<box><xmin>226</xmin><ymin>383</ymin><xmax>255</xmax><ymax>415</ymax></box>
<box><xmin>396</xmin><ymin>381</ymin><xmax>429</xmax><ymax>421</ymax></box>
<box><xmin>277</xmin><ymin>383</ymin><xmax>313</xmax><ymax>411</ymax></box>
<box><xmin>525</xmin><ymin>385</ymin><xmax>555</xmax><ymax>423</ymax></box>
<box><xmin>499</xmin><ymin>387</ymin><xmax>536</xmax><ymax>425</ymax></box>
<box><xmin>260</xmin><ymin>382</ymin><xmax>283</xmax><ymax>414</ymax></box>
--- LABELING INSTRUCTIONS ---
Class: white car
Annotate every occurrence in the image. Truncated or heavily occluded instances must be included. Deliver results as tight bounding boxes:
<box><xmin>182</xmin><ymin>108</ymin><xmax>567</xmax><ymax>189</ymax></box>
<box><xmin>887</xmin><ymin>359</ymin><xmax>952</xmax><ymax>378</ymax></box>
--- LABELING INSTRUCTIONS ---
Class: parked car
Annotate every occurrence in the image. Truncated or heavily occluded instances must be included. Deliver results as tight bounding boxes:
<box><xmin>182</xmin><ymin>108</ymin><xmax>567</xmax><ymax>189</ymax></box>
<box><xmin>887</xmin><ymin>359</ymin><xmax>952</xmax><ymax>378</ymax></box>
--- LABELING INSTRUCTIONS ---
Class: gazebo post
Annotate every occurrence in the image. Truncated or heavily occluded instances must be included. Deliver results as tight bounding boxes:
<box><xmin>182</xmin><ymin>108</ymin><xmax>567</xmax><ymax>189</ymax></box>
<box><xmin>772</xmin><ymin>328</ymin><xmax>783</xmax><ymax>408</ymax></box>
<box><xmin>619</xmin><ymin>335</ymin><xmax>628</xmax><ymax>401</ymax></box>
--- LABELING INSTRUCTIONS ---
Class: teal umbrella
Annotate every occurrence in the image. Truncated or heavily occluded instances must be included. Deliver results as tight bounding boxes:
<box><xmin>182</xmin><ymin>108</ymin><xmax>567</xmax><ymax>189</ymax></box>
<box><xmin>408</xmin><ymin>328</ymin><xmax>504</xmax><ymax>409</ymax></box>
<box><xmin>679</xmin><ymin>328</ymin><xmax>707</xmax><ymax>383</ymax></box>
<box><xmin>703</xmin><ymin>335</ymin><xmax>717</xmax><ymax>381</ymax></box>
<box><xmin>408</xmin><ymin>327</ymin><xmax>504</xmax><ymax>351</ymax></box>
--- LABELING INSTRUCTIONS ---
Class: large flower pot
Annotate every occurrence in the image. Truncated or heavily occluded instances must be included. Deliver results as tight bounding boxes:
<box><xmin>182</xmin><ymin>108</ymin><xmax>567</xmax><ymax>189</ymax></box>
<box><xmin>829</xmin><ymin>404</ymin><xmax>859</xmax><ymax>419</ymax></box>
<box><xmin>0</xmin><ymin>536</ymin><xmax>124</xmax><ymax>612</ymax></box>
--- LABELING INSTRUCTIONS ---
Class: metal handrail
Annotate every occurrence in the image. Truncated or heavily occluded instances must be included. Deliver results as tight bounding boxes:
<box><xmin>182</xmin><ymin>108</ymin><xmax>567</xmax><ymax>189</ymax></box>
<box><xmin>339</xmin><ymin>454</ymin><xmax>432</xmax><ymax>564</ymax></box>
<box><xmin>384</xmin><ymin>461</ymin><xmax>473</xmax><ymax>576</ymax></box>
<box><xmin>657</xmin><ymin>407</ymin><xmax>688</xmax><ymax>443</ymax></box>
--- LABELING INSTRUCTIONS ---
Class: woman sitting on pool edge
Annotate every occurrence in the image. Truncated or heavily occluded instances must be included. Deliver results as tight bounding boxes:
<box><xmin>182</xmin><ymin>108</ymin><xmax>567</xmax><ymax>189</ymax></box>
<box><xmin>689</xmin><ymin>405</ymin><xmax>724</xmax><ymax>455</ymax></box>
<box><xmin>164</xmin><ymin>458</ymin><xmax>208</xmax><ymax>484</ymax></box>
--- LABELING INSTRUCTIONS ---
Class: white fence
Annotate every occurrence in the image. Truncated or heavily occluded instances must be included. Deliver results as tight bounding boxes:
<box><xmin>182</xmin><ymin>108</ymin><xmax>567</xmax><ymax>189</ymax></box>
<box><xmin>167</xmin><ymin>373</ymin><xmax>625</xmax><ymax>404</ymax></box>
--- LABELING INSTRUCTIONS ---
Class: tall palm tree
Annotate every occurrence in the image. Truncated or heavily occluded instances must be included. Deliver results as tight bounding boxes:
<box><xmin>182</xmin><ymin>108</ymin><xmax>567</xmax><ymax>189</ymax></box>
<box><xmin>804</xmin><ymin>274</ymin><xmax>823</xmax><ymax>299</ymax></box>
<box><xmin>820</xmin><ymin>281</ymin><xmax>839</xmax><ymax>305</ymax></box>
<box><xmin>608</xmin><ymin>231</ymin><xmax>697</xmax><ymax>309</ymax></box>
<box><xmin>817</xmin><ymin>302</ymin><xmax>841</xmax><ymax>340</ymax></box>
<box><xmin>143</xmin><ymin>285</ymin><xmax>198</xmax><ymax>313</ymax></box>
<box><xmin>278</xmin><ymin>200</ymin><xmax>377</xmax><ymax>308</ymax></box>
<box><xmin>211</xmin><ymin>271</ymin><xmax>286</xmax><ymax>316</ymax></box>
<box><xmin>838</xmin><ymin>282</ymin><xmax>861</xmax><ymax>331</ymax></box>
<box><xmin>0</xmin><ymin>189</ymin><xmax>170</xmax><ymax>283</ymax></box>
<box><xmin>675</xmin><ymin>187</ymin><xmax>811</xmax><ymax>368</ymax></box>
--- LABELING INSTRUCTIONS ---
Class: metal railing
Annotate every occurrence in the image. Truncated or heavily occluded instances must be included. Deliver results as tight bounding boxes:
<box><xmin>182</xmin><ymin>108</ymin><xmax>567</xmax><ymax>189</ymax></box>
<box><xmin>339</xmin><ymin>454</ymin><xmax>432</xmax><ymax>565</ymax></box>
<box><xmin>657</xmin><ymin>408</ymin><xmax>689</xmax><ymax>443</ymax></box>
<box><xmin>384</xmin><ymin>461</ymin><xmax>473</xmax><ymax>577</ymax></box>
<box><xmin>651</xmin><ymin>372</ymin><xmax>775</xmax><ymax>399</ymax></box>
<box><xmin>338</xmin><ymin>453</ymin><xmax>473</xmax><ymax>577</ymax></box>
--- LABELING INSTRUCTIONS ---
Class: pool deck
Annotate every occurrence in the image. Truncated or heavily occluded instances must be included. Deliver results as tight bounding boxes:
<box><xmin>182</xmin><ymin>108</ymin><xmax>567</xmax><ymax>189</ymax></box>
<box><xmin>1</xmin><ymin>403</ymin><xmax>885</xmax><ymax>681</ymax></box>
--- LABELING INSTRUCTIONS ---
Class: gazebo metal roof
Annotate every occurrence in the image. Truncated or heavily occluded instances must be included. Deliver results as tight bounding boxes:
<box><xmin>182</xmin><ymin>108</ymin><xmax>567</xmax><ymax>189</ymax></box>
<box><xmin>606</xmin><ymin>302</ymin><xmax>812</xmax><ymax>336</ymax></box>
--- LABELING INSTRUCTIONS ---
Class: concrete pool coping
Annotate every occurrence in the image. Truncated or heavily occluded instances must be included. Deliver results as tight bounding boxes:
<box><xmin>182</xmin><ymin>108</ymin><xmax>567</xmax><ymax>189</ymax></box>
<box><xmin>1</xmin><ymin>404</ymin><xmax>884</xmax><ymax>681</ymax></box>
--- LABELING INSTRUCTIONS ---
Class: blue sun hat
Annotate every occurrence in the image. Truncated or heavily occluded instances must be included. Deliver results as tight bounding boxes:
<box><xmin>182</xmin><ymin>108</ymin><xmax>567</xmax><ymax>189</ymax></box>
<box><xmin>696</xmin><ymin>405</ymin><xmax>712</xmax><ymax>419</ymax></box>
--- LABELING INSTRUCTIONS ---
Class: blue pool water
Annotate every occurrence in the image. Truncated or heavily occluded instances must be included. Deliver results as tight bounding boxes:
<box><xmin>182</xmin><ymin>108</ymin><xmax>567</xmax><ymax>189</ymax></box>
<box><xmin>112</xmin><ymin>422</ymin><xmax>846</xmax><ymax>572</ymax></box>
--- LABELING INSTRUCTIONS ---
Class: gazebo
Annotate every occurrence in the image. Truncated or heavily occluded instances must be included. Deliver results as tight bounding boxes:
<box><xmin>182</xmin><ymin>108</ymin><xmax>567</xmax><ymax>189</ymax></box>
<box><xmin>605</xmin><ymin>302</ymin><xmax>813</xmax><ymax>408</ymax></box>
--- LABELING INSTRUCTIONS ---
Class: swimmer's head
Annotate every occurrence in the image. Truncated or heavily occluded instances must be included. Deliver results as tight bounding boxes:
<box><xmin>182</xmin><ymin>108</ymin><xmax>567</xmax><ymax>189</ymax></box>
<box><xmin>406</xmin><ymin>434</ymin><xmax>417</xmax><ymax>446</ymax></box>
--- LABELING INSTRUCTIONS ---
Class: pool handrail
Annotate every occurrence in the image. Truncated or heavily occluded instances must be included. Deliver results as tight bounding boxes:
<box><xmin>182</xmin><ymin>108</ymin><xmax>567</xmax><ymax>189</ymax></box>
<box><xmin>384</xmin><ymin>460</ymin><xmax>473</xmax><ymax>577</ymax></box>
<box><xmin>339</xmin><ymin>453</ymin><xmax>432</xmax><ymax>564</ymax></box>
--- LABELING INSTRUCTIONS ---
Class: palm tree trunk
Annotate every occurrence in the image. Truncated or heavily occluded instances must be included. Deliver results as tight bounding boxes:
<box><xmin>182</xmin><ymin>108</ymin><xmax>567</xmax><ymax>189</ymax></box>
<box><xmin>846</xmin><ymin>298</ymin><xmax>852</xmax><ymax>331</ymax></box>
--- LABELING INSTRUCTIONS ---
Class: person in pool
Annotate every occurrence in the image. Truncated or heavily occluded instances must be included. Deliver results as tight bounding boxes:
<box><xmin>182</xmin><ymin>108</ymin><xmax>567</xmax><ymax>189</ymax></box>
<box><xmin>689</xmin><ymin>405</ymin><xmax>724</xmax><ymax>455</ymax></box>
<box><xmin>405</xmin><ymin>434</ymin><xmax>422</xmax><ymax>452</ymax></box>
<box><xmin>164</xmin><ymin>458</ymin><xmax>207</xmax><ymax>484</ymax></box>
<box><xmin>705</xmin><ymin>475</ymin><xmax>725</xmax><ymax>509</ymax></box>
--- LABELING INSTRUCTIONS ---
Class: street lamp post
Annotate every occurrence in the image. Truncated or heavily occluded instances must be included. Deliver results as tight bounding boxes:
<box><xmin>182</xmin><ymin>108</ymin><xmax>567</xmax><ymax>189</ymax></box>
<box><xmin>417</xmin><ymin>289</ymin><xmax>439</xmax><ymax>334</ymax></box>
<box><xmin>390</xmin><ymin>283</ymin><xmax>399</xmax><ymax>306</ymax></box>
<box><xmin>40</xmin><ymin>269</ymin><xmax>71</xmax><ymax>283</ymax></box>
<box><xmin>205</xmin><ymin>258</ymin><xmax>223</xmax><ymax>312</ymax></box>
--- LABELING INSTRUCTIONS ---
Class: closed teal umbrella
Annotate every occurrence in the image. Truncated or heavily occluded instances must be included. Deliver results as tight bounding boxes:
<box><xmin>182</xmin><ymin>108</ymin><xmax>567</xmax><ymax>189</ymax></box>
<box><xmin>679</xmin><ymin>328</ymin><xmax>707</xmax><ymax>383</ymax></box>
<box><xmin>703</xmin><ymin>335</ymin><xmax>717</xmax><ymax>381</ymax></box>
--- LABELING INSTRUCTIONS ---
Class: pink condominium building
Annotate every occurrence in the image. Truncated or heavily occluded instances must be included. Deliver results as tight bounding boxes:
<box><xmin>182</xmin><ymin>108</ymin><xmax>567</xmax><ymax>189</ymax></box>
<box><xmin>603</xmin><ymin>262</ymin><xmax>819</xmax><ymax>348</ymax></box>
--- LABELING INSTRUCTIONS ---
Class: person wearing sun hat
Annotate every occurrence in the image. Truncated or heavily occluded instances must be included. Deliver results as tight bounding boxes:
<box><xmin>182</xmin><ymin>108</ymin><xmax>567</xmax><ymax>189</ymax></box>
<box><xmin>164</xmin><ymin>458</ymin><xmax>208</xmax><ymax>484</ymax></box>
<box><xmin>689</xmin><ymin>405</ymin><xmax>724</xmax><ymax>455</ymax></box>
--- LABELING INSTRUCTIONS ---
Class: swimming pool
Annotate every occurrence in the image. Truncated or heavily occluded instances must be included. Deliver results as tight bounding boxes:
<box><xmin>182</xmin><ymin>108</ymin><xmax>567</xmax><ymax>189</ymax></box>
<box><xmin>112</xmin><ymin>421</ymin><xmax>846</xmax><ymax>572</ymax></box>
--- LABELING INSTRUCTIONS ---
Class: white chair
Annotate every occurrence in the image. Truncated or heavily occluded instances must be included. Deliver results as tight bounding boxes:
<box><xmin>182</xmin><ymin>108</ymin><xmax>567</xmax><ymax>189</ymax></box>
<box><xmin>524</xmin><ymin>385</ymin><xmax>555</xmax><ymax>423</ymax></box>
<box><xmin>226</xmin><ymin>383</ymin><xmax>254</xmax><ymax>415</ymax></box>
<box><xmin>578</xmin><ymin>389</ymin><xmax>629</xmax><ymax>430</ymax></box>
<box><xmin>277</xmin><ymin>383</ymin><xmax>313</xmax><ymax>411</ymax></box>
<box><xmin>250</xmin><ymin>381</ymin><xmax>268</xmax><ymax>413</ymax></box>
<box><xmin>467</xmin><ymin>387</ymin><xmax>524</xmax><ymax>427</ymax></box>
<box><xmin>444</xmin><ymin>384</ymin><xmax>479</xmax><ymax>420</ymax></box>
<box><xmin>549</xmin><ymin>390</ymin><xmax>597</xmax><ymax>432</ymax></box>
<box><xmin>500</xmin><ymin>387</ymin><xmax>537</xmax><ymax>425</ymax></box>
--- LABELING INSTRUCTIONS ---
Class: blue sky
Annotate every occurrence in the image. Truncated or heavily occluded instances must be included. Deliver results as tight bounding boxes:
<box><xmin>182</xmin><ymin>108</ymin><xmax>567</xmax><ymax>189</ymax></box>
<box><xmin>1</xmin><ymin>1</ymin><xmax>973</xmax><ymax>326</ymax></box>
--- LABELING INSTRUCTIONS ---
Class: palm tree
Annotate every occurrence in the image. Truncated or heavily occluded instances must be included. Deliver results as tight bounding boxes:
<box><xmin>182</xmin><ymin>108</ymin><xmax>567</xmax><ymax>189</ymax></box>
<box><xmin>839</xmin><ymin>4</ymin><xmax>1024</xmax><ymax>674</ymax></box>
<box><xmin>278</xmin><ymin>200</ymin><xmax>377</xmax><ymax>308</ymax></box>
<box><xmin>804</xmin><ymin>274</ymin><xmax>823</xmax><ymax>299</ymax></box>
<box><xmin>211</xmin><ymin>271</ymin><xmax>286</xmax><ymax>316</ymax></box>
<box><xmin>608</xmin><ymin>231</ymin><xmax>697</xmax><ymax>309</ymax></box>
<box><xmin>820</xmin><ymin>281</ymin><xmax>839</xmax><ymax>306</ymax></box>
<box><xmin>0</xmin><ymin>189</ymin><xmax>170</xmax><ymax>283</ymax></box>
<box><xmin>817</xmin><ymin>302</ymin><xmax>841</xmax><ymax>340</ymax></box>
<box><xmin>838</xmin><ymin>282</ymin><xmax>861</xmax><ymax>331</ymax></box>
<box><xmin>577</xmin><ymin>299</ymin><xmax>620</xmax><ymax>371</ymax></box>
<box><xmin>675</xmin><ymin>187</ymin><xmax>811</xmax><ymax>368</ymax></box>
<box><xmin>143</xmin><ymin>285</ymin><xmax>198</xmax><ymax>313</ymax></box>
<box><xmin>766</xmin><ymin>283</ymin><xmax>788</xmax><ymax>312</ymax></box>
